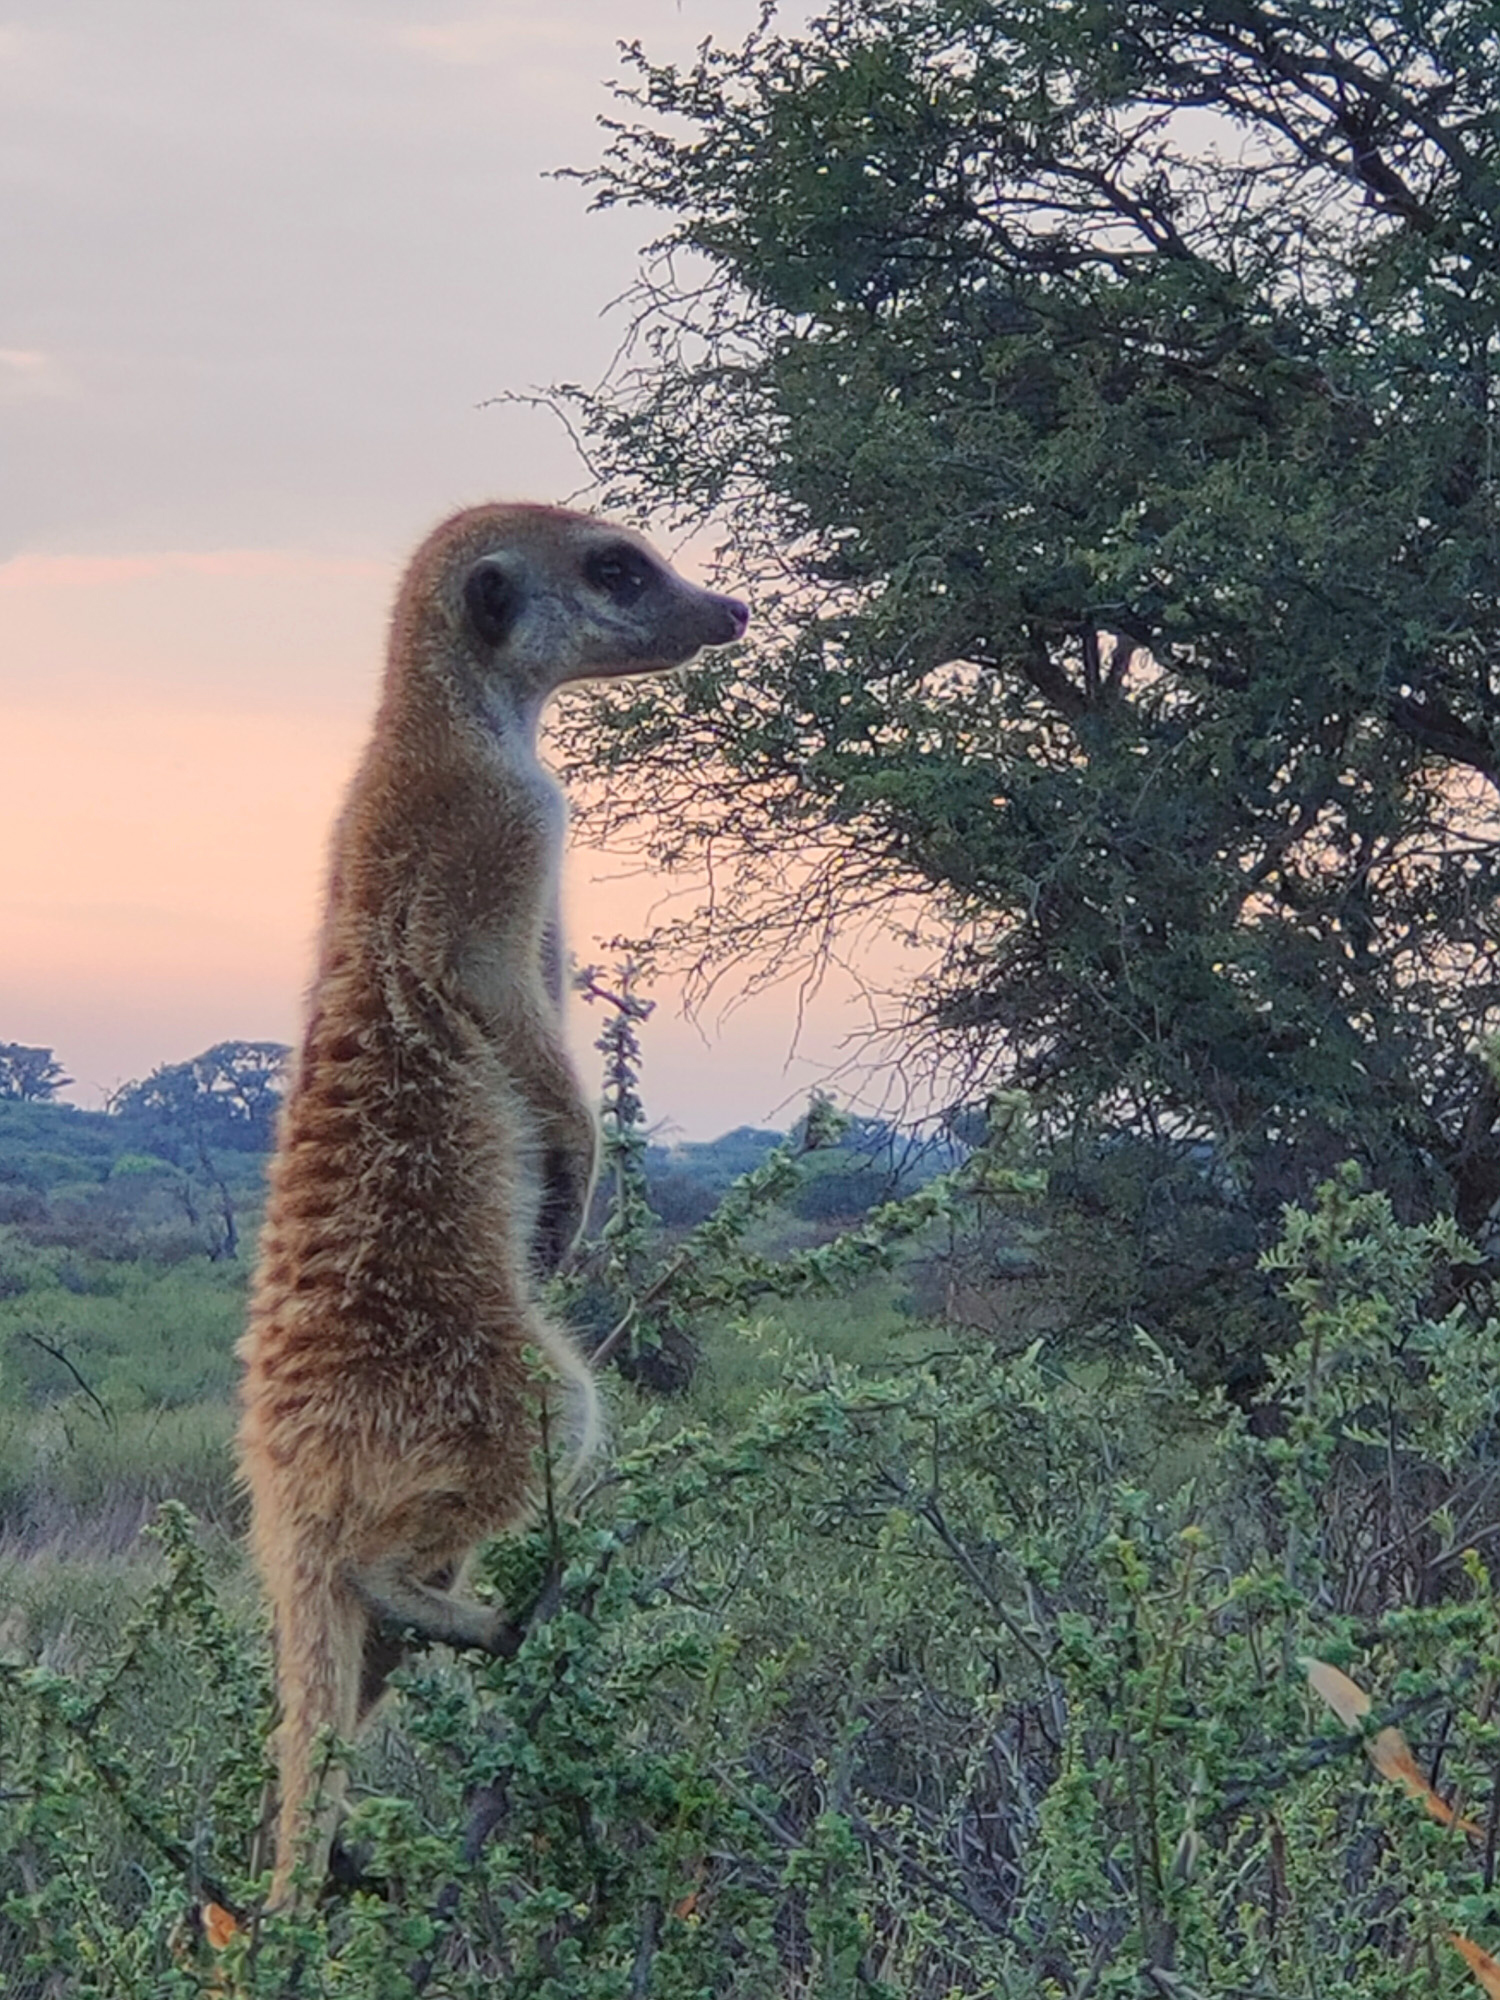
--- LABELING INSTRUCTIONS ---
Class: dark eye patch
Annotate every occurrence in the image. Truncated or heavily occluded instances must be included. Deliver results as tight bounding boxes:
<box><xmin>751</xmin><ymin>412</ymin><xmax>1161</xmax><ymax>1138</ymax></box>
<box><xmin>584</xmin><ymin>544</ymin><xmax>653</xmax><ymax>606</ymax></box>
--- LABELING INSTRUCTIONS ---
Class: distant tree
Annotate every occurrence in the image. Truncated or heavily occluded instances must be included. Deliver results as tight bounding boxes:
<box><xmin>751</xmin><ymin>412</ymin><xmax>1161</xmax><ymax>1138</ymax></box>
<box><xmin>554</xmin><ymin>0</ymin><xmax>1500</xmax><ymax>1332</ymax></box>
<box><xmin>111</xmin><ymin>1041</ymin><xmax>289</xmax><ymax>1158</ymax></box>
<box><xmin>110</xmin><ymin>1040</ymin><xmax>290</xmax><ymax>1259</ymax></box>
<box><xmin>0</xmin><ymin>1043</ymin><xmax>71</xmax><ymax>1102</ymax></box>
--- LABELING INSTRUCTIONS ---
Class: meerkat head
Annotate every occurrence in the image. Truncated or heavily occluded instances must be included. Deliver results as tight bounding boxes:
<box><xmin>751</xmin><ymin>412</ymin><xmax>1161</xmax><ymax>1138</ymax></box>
<box><xmin>402</xmin><ymin>505</ymin><xmax>747</xmax><ymax>715</ymax></box>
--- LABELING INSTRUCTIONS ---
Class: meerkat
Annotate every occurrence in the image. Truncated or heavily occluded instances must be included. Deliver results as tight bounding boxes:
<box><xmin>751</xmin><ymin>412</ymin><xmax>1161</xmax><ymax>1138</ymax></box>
<box><xmin>237</xmin><ymin>502</ymin><xmax>748</xmax><ymax>1909</ymax></box>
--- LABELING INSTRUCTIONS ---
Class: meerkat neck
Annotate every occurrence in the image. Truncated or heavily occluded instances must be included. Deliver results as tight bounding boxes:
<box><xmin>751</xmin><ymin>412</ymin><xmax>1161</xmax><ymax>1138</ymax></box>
<box><xmin>380</xmin><ymin>652</ymin><xmax>549</xmax><ymax>777</ymax></box>
<box><xmin>477</xmin><ymin>675</ymin><xmax>549</xmax><ymax>753</ymax></box>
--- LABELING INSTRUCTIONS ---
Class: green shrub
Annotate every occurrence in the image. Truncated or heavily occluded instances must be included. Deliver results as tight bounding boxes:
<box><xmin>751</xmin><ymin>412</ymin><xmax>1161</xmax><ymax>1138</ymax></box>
<box><xmin>0</xmin><ymin>1257</ymin><xmax>247</xmax><ymax>1414</ymax></box>
<box><xmin>4</xmin><ymin>1166</ymin><xmax>1500</xmax><ymax>1995</ymax></box>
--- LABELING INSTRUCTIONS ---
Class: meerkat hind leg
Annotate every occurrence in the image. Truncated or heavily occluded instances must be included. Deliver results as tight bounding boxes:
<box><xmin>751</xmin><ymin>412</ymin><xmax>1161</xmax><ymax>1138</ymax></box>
<box><xmin>351</xmin><ymin>1556</ymin><xmax>507</xmax><ymax>1656</ymax></box>
<box><xmin>357</xmin><ymin>1625</ymin><xmax>409</xmax><ymax>1721</ymax></box>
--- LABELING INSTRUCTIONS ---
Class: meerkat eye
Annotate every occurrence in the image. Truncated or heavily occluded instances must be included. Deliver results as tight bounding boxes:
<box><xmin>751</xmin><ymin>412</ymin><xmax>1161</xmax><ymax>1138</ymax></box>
<box><xmin>584</xmin><ymin>545</ymin><xmax>653</xmax><ymax>606</ymax></box>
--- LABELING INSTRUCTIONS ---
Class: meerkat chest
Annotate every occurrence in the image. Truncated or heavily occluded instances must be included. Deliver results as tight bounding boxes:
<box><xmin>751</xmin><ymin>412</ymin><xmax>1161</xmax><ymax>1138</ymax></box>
<box><xmin>453</xmin><ymin>735</ymin><xmax>568</xmax><ymax>1022</ymax></box>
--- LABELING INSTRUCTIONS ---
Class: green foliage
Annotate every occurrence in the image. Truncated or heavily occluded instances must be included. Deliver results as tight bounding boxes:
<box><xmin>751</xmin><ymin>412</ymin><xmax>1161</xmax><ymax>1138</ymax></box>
<box><xmin>0</xmin><ymin>1235</ymin><xmax>250</xmax><ymax>1548</ymax></box>
<box><xmin>643</xmin><ymin>1126</ymin><xmax>788</xmax><ymax>1228</ymax></box>
<box><xmin>568</xmin><ymin>967</ymin><xmax>1025</xmax><ymax>1391</ymax></box>
<box><xmin>0</xmin><ymin>1087</ymin><xmax>270</xmax><ymax>1550</ymax></box>
<box><xmin>0</xmin><ymin>1100</ymin><xmax>136</xmax><ymax>1194</ymax></box>
<box><xmin>1</xmin><ymin>1503</ymin><xmax>271</xmax><ymax>1994</ymax></box>
<box><xmin>5</xmin><ymin>1169</ymin><xmax>1500</xmax><ymax>1995</ymax></box>
<box><xmin>1259</xmin><ymin>1162</ymin><xmax>1500</xmax><ymax>1610</ymax></box>
<box><xmin>0</xmin><ymin>1094</ymin><xmax>270</xmax><ymax>1272</ymax></box>
<box><xmin>579</xmin><ymin>962</ymin><xmax>662</xmax><ymax>1303</ymax></box>
<box><xmin>1</xmin><ymin>1253</ymin><xmax>247</xmax><ymax>1411</ymax></box>
<box><xmin>553</xmin><ymin>0</ymin><xmax>1500</xmax><ymax>1367</ymax></box>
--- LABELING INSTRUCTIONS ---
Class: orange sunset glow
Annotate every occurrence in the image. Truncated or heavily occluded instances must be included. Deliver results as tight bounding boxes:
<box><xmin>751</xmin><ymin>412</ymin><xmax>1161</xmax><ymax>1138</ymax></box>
<box><xmin>0</xmin><ymin>543</ymin><xmax>875</xmax><ymax>1129</ymax></box>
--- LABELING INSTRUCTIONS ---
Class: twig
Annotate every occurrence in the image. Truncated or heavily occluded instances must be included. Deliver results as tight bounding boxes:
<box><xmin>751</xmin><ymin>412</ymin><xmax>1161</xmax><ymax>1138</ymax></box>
<box><xmin>1071</xmin><ymin>1933</ymin><xmax>1117</xmax><ymax>2000</ymax></box>
<box><xmin>732</xmin><ymin>1766</ymin><xmax>1010</xmax><ymax>1941</ymax></box>
<box><xmin>460</xmin><ymin>1783</ymin><xmax>511</xmax><ymax>1864</ymax></box>
<box><xmin>877</xmin><ymin>1468</ymin><xmax>1054</xmax><ymax>1677</ymax></box>
<box><xmin>406</xmin><ymin>1783</ymin><xmax>511</xmax><ymax>1992</ymax></box>
<box><xmin>1214</xmin><ymin>1684</ymin><xmax>1459</xmax><ymax>1817</ymax></box>
<box><xmin>40</xmin><ymin>1682</ymin><xmax>243</xmax><ymax>1921</ymax></box>
<box><xmin>1145</xmin><ymin>1969</ymin><xmax>1207</xmax><ymax>2000</ymax></box>
<box><xmin>15</xmin><ymin>1331</ymin><xmax>114</xmax><ymax>1430</ymax></box>
<box><xmin>589</xmin><ymin>1300</ymin><xmax>640</xmax><ymax>1373</ymax></box>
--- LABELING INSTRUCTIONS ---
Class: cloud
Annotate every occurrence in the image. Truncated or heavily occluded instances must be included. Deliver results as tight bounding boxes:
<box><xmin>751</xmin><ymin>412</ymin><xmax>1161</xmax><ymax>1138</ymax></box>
<box><xmin>0</xmin><ymin>348</ymin><xmax>74</xmax><ymax>401</ymax></box>
<box><xmin>0</xmin><ymin>547</ymin><xmax>383</xmax><ymax>591</ymax></box>
<box><xmin>388</xmin><ymin>16</ymin><xmax>597</xmax><ymax>64</ymax></box>
<box><xmin>0</xmin><ymin>0</ymin><xmax>831</xmax><ymax>1137</ymax></box>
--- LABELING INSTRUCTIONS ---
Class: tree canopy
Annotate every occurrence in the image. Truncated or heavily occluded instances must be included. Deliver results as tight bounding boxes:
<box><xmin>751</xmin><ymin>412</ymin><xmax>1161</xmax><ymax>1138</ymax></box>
<box><xmin>555</xmin><ymin>0</ymin><xmax>1500</xmax><ymax>1273</ymax></box>
<box><xmin>111</xmin><ymin>1040</ymin><xmax>290</xmax><ymax>1160</ymax></box>
<box><xmin>0</xmin><ymin>1043</ymin><xmax>70</xmax><ymax>1103</ymax></box>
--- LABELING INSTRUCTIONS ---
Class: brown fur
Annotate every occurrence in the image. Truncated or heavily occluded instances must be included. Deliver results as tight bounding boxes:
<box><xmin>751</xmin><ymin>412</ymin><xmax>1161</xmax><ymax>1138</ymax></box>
<box><xmin>237</xmin><ymin>503</ymin><xmax>746</xmax><ymax>1906</ymax></box>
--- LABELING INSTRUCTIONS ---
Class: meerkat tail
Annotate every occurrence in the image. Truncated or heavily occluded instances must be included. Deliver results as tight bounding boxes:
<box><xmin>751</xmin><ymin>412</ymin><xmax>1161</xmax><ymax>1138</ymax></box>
<box><xmin>265</xmin><ymin>1560</ymin><xmax>368</xmax><ymax>1910</ymax></box>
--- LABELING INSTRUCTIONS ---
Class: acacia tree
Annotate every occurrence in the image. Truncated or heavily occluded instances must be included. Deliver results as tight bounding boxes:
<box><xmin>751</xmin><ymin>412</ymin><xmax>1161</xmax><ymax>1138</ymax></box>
<box><xmin>110</xmin><ymin>1040</ymin><xmax>290</xmax><ymax>1258</ymax></box>
<box><xmin>111</xmin><ymin>1040</ymin><xmax>290</xmax><ymax>1158</ymax></box>
<box><xmin>553</xmin><ymin>0</ymin><xmax>1500</xmax><ymax>1292</ymax></box>
<box><xmin>0</xmin><ymin>1043</ymin><xmax>70</xmax><ymax>1102</ymax></box>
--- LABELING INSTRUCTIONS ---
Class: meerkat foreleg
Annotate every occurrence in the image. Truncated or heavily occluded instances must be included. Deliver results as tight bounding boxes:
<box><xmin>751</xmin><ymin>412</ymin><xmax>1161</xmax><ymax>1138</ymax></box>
<box><xmin>349</xmin><ymin>1555</ymin><xmax>511</xmax><ymax>1656</ymax></box>
<box><xmin>530</xmin><ymin>913</ymin><xmax>596</xmax><ymax>1273</ymax></box>
<box><xmin>501</xmin><ymin>1041</ymin><xmax>598</xmax><ymax>1276</ymax></box>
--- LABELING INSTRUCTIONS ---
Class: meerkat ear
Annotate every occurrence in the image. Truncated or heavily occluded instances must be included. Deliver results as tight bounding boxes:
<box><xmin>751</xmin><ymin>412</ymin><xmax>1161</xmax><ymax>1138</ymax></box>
<box><xmin>463</xmin><ymin>557</ymin><xmax>520</xmax><ymax>650</ymax></box>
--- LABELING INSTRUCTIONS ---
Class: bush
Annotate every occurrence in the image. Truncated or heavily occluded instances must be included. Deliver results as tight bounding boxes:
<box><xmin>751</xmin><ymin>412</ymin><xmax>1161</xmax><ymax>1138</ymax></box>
<box><xmin>5</xmin><ymin>1169</ymin><xmax>1500</xmax><ymax>1995</ymax></box>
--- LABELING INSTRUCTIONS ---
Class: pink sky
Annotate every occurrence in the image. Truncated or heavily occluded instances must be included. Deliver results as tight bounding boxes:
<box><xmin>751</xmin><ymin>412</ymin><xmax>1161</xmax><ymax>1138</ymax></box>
<box><xmin>0</xmin><ymin>2</ymin><xmax>905</xmax><ymax>1138</ymax></box>
<box><xmin>0</xmin><ymin>546</ymin><xmax>888</xmax><ymax>1133</ymax></box>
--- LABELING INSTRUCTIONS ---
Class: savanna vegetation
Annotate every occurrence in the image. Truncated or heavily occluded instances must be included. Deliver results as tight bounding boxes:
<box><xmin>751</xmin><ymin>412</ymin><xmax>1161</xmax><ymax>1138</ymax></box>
<box><xmin>5</xmin><ymin>994</ymin><xmax>1500</xmax><ymax>1997</ymax></box>
<box><xmin>6</xmin><ymin>0</ymin><xmax>1500</xmax><ymax>1991</ymax></box>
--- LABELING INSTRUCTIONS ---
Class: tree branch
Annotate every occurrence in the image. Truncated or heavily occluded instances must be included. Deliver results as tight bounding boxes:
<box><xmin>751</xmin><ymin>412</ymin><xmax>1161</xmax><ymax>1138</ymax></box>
<box><xmin>1386</xmin><ymin>693</ymin><xmax>1500</xmax><ymax>790</ymax></box>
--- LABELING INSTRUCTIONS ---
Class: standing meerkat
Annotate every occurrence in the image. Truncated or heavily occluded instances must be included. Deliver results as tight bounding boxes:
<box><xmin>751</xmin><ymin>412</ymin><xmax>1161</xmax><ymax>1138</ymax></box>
<box><xmin>237</xmin><ymin>502</ymin><xmax>748</xmax><ymax>1908</ymax></box>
